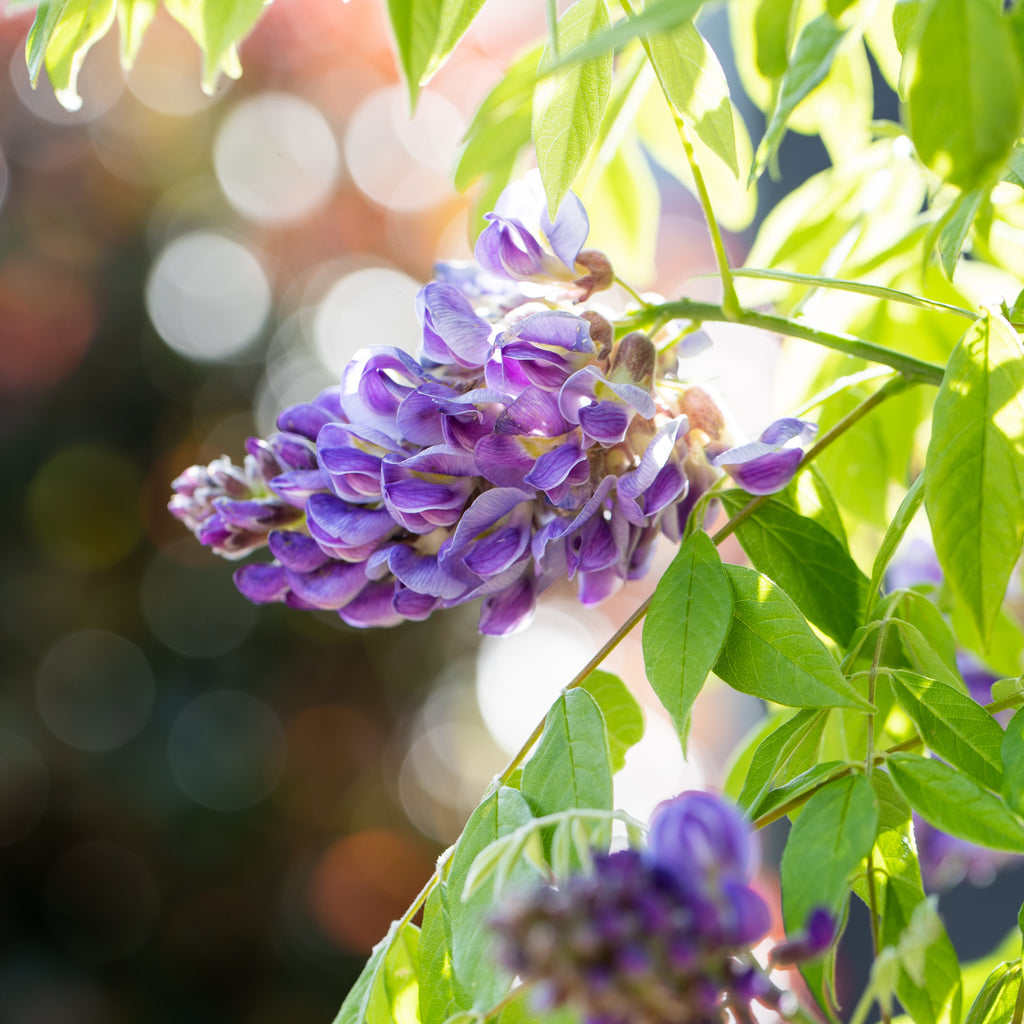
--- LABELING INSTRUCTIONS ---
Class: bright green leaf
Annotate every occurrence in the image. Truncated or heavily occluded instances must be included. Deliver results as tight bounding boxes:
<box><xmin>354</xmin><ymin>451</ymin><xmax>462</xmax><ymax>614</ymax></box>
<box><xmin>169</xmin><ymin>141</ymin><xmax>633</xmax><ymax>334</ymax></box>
<box><xmin>578</xmin><ymin>670</ymin><xmax>644</xmax><ymax>774</ymax></box>
<box><xmin>752</xmin><ymin>14</ymin><xmax>847</xmax><ymax>181</ymax></box>
<box><xmin>734</xmin><ymin>708</ymin><xmax>829</xmax><ymax>812</ymax></box>
<box><xmin>906</xmin><ymin>0</ymin><xmax>1024</xmax><ymax>188</ymax></box>
<box><xmin>367</xmin><ymin>922</ymin><xmax>420</xmax><ymax>1024</ymax></box>
<box><xmin>645</xmin><ymin>17</ymin><xmax>737</xmax><ymax>175</ymax></box>
<box><xmin>334</xmin><ymin>921</ymin><xmax>401</xmax><ymax>1024</ymax></box>
<box><xmin>889</xmin><ymin>670</ymin><xmax>1004</xmax><ymax>790</ymax></box>
<box><xmin>418</xmin><ymin>885</ymin><xmax>461</xmax><ymax>1024</ymax></box>
<box><xmin>117</xmin><ymin>0</ymin><xmax>158</xmax><ymax>67</ymax></box>
<box><xmin>935</xmin><ymin>187</ymin><xmax>986</xmax><ymax>279</ymax></box>
<box><xmin>714</xmin><ymin>564</ymin><xmax>874</xmax><ymax>711</ymax></box>
<box><xmin>964</xmin><ymin>961</ymin><xmax>1022</xmax><ymax>1024</ymax></box>
<box><xmin>781</xmin><ymin>772</ymin><xmax>877</xmax><ymax>946</ymax></box>
<box><xmin>34</xmin><ymin>0</ymin><xmax>116</xmax><ymax>110</ymax></box>
<box><xmin>892</xmin><ymin>618</ymin><xmax>961</xmax><ymax>689</ymax></box>
<box><xmin>447</xmin><ymin>787</ymin><xmax>533</xmax><ymax>1010</ymax></box>
<box><xmin>925</xmin><ymin>311</ymin><xmax>1024</xmax><ymax>643</ymax></box>
<box><xmin>643</xmin><ymin>531</ymin><xmax>732</xmax><ymax>743</ymax></box>
<box><xmin>1001</xmin><ymin>707</ymin><xmax>1024</xmax><ymax>816</ymax></box>
<box><xmin>532</xmin><ymin>0</ymin><xmax>613</xmax><ymax>219</ymax></box>
<box><xmin>866</xmin><ymin>473</ymin><xmax>924</xmax><ymax>618</ymax></box>
<box><xmin>720</xmin><ymin>494</ymin><xmax>868</xmax><ymax>646</ymax></box>
<box><xmin>754</xmin><ymin>0</ymin><xmax>797</xmax><ymax>78</ymax></box>
<box><xmin>867</xmin><ymin>772</ymin><xmax>963</xmax><ymax>1024</ymax></box>
<box><xmin>522</xmin><ymin>689</ymin><xmax>614</xmax><ymax>818</ymax></box>
<box><xmin>888</xmin><ymin>751</ymin><xmax>1024</xmax><ymax>852</ymax></box>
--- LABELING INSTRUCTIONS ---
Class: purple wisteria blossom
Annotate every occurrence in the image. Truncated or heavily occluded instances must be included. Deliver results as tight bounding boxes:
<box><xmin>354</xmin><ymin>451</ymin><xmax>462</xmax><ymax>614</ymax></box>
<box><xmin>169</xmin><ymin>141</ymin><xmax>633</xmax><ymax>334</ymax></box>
<box><xmin>490</xmin><ymin>791</ymin><xmax>832</xmax><ymax>1024</ymax></box>
<box><xmin>170</xmin><ymin>177</ymin><xmax>813</xmax><ymax>635</ymax></box>
<box><xmin>712</xmin><ymin>417</ymin><xmax>817</xmax><ymax>495</ymax></box>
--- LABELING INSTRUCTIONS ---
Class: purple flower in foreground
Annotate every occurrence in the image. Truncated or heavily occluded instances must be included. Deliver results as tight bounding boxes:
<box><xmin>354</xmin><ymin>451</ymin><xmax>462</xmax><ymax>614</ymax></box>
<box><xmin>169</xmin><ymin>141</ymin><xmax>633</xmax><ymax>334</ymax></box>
<box><xmin>170</xmin><ymin>176</ymin><xmax>817</xmax><ymax>635</ymax></box>
<box><xmin>475</xmin><ymin>171</ymin><xmax>612</xmax><ymax>300</ymax></box>
<box><xmin>491</xmin><ymin>791</ymin><xmax>831</xmax><ymax>1024</ymax></box>
<box><xmin>712</xmin><ymin>417</ymin><xmax>817</xmax><ymax>495</ymax></box>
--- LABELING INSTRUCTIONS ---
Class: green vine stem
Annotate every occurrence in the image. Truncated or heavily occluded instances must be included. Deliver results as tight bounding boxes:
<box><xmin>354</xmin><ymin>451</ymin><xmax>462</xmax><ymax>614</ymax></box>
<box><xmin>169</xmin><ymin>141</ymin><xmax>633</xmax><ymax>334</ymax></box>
<box><xmin>622</xmin><ymin>298</ymin><xmax>946</xmax><ymax>386</ymax></box>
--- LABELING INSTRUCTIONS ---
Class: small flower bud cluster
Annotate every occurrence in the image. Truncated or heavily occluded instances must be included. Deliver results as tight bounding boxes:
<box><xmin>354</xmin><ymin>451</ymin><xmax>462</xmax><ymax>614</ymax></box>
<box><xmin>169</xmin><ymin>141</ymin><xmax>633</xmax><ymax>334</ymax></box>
<box><xmin>491</xmin><ymin>792</ymin><xmax>833</xmax><ymax>1024</ymax></box>
<box><xmin>170</xmin><ymin>173</ymin><xmax>815</xmax><ymax>634</ymax></box>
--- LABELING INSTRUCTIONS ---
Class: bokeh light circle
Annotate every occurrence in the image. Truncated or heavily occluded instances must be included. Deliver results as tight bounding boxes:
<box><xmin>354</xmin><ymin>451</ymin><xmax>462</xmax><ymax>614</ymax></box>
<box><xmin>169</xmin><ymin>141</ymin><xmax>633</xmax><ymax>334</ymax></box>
<box><xmin>0</xmin><ymin>731</ymin><xmax>48</xmax><ymax>846</ymax></box>
<box><xmin>140</xmin><ymin>545</ymin><xmax>259</xmax><ymax>658</ymax></box>
<box><xmin>168</xmin><ymin>690</ymin><xmax>286</xmax><ymax>811</ymax></box>
<box><xmin>27</xmin><ymin>444</ymin><xmax>142</xmax><ymax>571</ymax></box>
<box><xmin>309</xmin><ymin>829</ymin><xmax>436</xmax><ymax>952</ymax></box>
<box><xmin>313</xmin><ymin>266</ymin><xmax>421</xmax><ymax>377</ymax></box>
<box><xmin>42</xmin><ymin>841</ymin><xmax>160</xmax><ymax>961</ymax></box>
<box><xmin>344</xmin><ymin>86</ymin><xmax>464</xmax><ymax>211</ymax></box>
<box><xmin>214</xmin><ymin>92</ymin><xmax>340</xmax><ymax>224</ymax></box>
<box><xmin>146</xmin><ymin>231</ymin><xmax>271</xmax><ymax>362</ymax></box>
<box><xmin>36</xmin><ymin>630</ymin><xmax>155</xmax><ymax>752</ymax></box>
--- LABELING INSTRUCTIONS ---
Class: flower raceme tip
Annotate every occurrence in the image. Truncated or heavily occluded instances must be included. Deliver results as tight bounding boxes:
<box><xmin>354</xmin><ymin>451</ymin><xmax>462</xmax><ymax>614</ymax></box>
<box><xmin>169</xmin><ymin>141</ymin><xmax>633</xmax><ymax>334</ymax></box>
<box><xmin>490</xmin><ymin>791</ymin><xmax>834</xmax><ymax>1024</ymax></box>
<box><xmin>169</xmin><ymin>177</ymin><xmax>816</xmax><ymax>635</ymax></box>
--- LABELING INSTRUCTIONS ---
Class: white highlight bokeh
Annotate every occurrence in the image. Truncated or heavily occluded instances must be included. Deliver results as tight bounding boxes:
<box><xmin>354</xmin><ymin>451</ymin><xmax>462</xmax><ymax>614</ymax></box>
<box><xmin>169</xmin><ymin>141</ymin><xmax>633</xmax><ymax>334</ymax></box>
<box><xmin>313</xmin><ymin>266</ymin><xmax>422</xmax><ymax>377</ymax></box>
<box><xmin>344</xmin><ymin>86</ymin><xmax>464</xmax><ymax>211</ymax></box>
<box><xmin>146</xmin><ymin>231</ymin><xmax>271</xmax><ymax>362</ymax></box>
<box><xmin>214</xmin><ymin>92</ymin><xmax>340</xmax><ymax>225</ymax></box>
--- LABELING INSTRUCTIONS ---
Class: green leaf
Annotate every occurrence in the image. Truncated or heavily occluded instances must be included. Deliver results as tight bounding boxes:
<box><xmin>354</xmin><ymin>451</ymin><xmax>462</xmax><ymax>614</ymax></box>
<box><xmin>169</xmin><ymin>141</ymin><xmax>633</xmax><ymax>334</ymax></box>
<box><xmin>719</xmin><ymin>494</ymin><xmax>868</xmax><ymax>646</ymax></box>
<box><xmin>889</xmin><ymin>670</ymin><xmax>1004</xmax><ymax>790</ymax></box>
<box><xmin>964</xmin><ymin>961</ymin><xmax>1022</xmax><ymax>1024</ymax></box>
<box><xmin>26</xmin><ymin>0</ymin><xmax>70</xmax><ymax>85</ymax></box>
<box><xmin>31</xmin><ymin>0</ymin><xmax>117</xmax><ymax>110</ymax></box>
<box><xmin>867</xmin><ymin>771</ymin><xmax>963</xmax><ymax>1024</ymax></box>
<box><xmin>892</xmin><ymin>618</ymin><xmax>961</xmax><ymax>689</ymax></box>
<box><xmin>163</xmin><ymin>0</ymin><xmax>259</xmax><ymax>92</ymax></box>
<box><xmin>643</xmin><ymin>531</ymin><xmax>732</xmax><ymax>743</ymax></box>
<box><xmin>892</xmin><ymin>590</ymin><xmax>961</xmax><ymax>685</ymax></box>
<box><xmin>935</xmin><ymin>187</ymin><xmax>986</xmax><ymax>279</ymax></box>
<box><xmin>887</xmin><ymin>751</ymin><xmax>1024</xmax><ymax>852</ymax></box>
<box><xmin>522</xmin><ymin>689</ymin><xmax>614</xmax><ymax>818</ymax></box>
<box><xmin>447</xmin><ymin>787</ymin><xmax>534</xmax><ymax>1010</ymax></box>
<box><xmin>734</xmin><ymin>708</ymin><xmax>829</xmax><ymax>812</ymax></box>
<box><xmin>906</xmin><ymin>0</ymin><xmax>1024</xmax><ymax>189</ymax></box>
<box><xmin>781</xmin><ymin>772</ymin><xmax>878</xmax><ymax>942</ymax></box>
<box><xmin>1004</xmin><ymin>144</ymin><xmax>1024</xmax><ymax>189</ymax></box>
<box><xmin>367</xmin><ymin>922</ymin><xmax>420</xmax><ymax>1024</ymax></box>
<box><xmin>645</xmin><ymin>17</ymin><xmax>737</xmax><ymax>175</ymax></box>
<box><xmin>418</xmin><ymin>885</ymin><xmax>461</xmax><ymax>1024</ymax></box>
<box><xmin>753</xmin><ymin>14</ymin><xmax>847</xmax><ymax>182</ymax></box>
<box><xmin>117</xmin><ymin>0</ymin><xmax>158</xmax><ymax>67</ymax></box>
<box><xmin>387</xmin><ymin>0</ymin><xmax>488</xmax><ymax>104</ymax></box>
<box><xmin>578</xmin><ymin>670</ymin><xmax>644</xmax><ymax>774</ymax></box>
<box><xmin>754</xmin><ymin>0</ymin><xmax>797</xmax><ymax>78</ymax></box>
<box><xmin>751</xmin><ymin>760</ymin><xmax>849</xmax><ymax>820</ymax></box>
<box><xmin>779</xmin><ymin>465</ymin><xmax>849</xmax><ymax>551</ymax></box>
<box><xmin>532</xmin><ymin>0</ymin><xmax>613</xmax><ymax>219</ymax></box>
<box><xmin>925</xmin><ymin>311</ymin><xmax>1024</xmax><ymax>643</ymax></box>
<box><xmin>714</xmin><ymin>564</ymin><xmax>874</xmax><ymax>711</ymax></box>
<box><xmin>533</xmin><ymin>0</ymin><xmax>704</xmax><ymax>80</ymax></box>
<box><xmin>866</xmin><ymin>473</ymin><xmax>925</xmax><ymax>617</ymax></box>
<box><xmin>1001</xmin><ymin>707</ymin><xmax>1024</xmax><ymax>817</ymax></box>
<box><xmin>334</xmin><ymin>920</ymin><xmax>402</xmax><ymax>1024</ymax></box>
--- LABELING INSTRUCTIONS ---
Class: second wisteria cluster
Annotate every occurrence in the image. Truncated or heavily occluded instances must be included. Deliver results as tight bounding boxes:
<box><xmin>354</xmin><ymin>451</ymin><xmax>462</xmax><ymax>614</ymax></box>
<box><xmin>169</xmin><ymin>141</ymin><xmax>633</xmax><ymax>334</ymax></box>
<box><xmin>171</xmin><ymin>174</ymin><xmax>815</xmax><ymax>635</ymax></box>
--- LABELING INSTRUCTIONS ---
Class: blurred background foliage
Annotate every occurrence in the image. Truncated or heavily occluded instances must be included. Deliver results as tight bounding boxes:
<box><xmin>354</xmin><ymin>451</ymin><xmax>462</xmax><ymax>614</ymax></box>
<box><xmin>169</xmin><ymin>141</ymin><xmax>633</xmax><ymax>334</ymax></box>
<box><xmin>4</xmin><ymin>1</ymin><xmax>1023</xmax><ymax>1022</ymax></box>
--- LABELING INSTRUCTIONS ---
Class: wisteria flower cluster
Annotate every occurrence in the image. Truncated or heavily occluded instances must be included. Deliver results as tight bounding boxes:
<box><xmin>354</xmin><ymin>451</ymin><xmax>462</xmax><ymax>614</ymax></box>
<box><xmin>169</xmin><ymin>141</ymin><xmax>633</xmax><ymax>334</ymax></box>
<box><xmin>490</xmin><ymin>791</ymin><xmax>833</xmax><ymax>1024</ymax></box>
<box><xmin>170</xmin><ymin>173</ymin><xmax>815</xmax><ymax>635</ymax></box>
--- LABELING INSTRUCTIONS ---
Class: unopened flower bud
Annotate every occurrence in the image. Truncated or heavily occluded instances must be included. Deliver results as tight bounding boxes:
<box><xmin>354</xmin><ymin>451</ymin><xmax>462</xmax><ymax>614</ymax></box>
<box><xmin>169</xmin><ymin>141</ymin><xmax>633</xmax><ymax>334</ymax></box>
<box><xmin>579</xmin><ymin>310</ymin><xmax>614</xmax><ymax>359</ymax></box>
<box><xmin>609</xmin><ymin>331</ymin><xmax>655</xmax><ymax>390</ymax></box>
<box><xmin>573</xmin><ymin>248</ymin><xmax>614</xmax><ymax>300</ymax></box>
